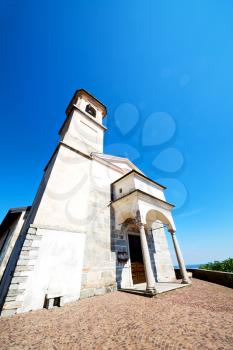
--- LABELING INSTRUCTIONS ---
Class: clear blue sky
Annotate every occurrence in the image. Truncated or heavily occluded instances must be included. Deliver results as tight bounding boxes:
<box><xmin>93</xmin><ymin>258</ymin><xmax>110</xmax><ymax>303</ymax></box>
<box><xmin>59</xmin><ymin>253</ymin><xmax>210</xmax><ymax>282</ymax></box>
<box><xmin>1</xmin><ymin>1</ymin><xmax>233</xmax><ymax>264</ymax></box>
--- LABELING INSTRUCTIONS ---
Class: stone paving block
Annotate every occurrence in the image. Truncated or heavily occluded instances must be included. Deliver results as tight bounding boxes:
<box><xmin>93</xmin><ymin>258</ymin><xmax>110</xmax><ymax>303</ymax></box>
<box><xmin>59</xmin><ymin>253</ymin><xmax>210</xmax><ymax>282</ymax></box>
<box><xmin>79</xmin><ymin>288</ymin><xmax>95</xmax><ymax>299</ymax></box>
<box><xmin>94</xmin><ymin>287</ymin><xmax>106</xmax><ymax>296</ymax></box>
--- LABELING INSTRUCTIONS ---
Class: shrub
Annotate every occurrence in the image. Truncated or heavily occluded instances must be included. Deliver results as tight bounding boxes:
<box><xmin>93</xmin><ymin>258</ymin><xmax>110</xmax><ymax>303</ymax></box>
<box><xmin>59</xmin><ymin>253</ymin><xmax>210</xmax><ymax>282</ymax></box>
<box><xmin>200</xmin><ymin>258</ymin><xmax>233</xmax><ymax>273</ymax></box>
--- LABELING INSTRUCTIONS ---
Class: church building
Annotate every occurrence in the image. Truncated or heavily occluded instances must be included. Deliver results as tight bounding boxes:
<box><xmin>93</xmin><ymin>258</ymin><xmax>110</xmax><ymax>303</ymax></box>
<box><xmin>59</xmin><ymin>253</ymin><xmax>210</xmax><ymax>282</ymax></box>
<box><xmin>0</xmin><ymin>89</ymin><xmax>191</xmax><ymax>317</ymax></box>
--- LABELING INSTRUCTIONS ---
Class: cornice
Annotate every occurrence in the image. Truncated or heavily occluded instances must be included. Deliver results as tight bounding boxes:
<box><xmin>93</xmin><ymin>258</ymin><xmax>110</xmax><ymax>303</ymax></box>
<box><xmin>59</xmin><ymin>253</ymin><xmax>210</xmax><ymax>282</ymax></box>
<box><xmin>111</xmin><ymin>169</ymin><xmax>166</xmax><ymax>190</ymax></box>
<box><xmin>111</xmin><ymin>189</ymin><xmax>174</xmax><ymax>211</ymax></box>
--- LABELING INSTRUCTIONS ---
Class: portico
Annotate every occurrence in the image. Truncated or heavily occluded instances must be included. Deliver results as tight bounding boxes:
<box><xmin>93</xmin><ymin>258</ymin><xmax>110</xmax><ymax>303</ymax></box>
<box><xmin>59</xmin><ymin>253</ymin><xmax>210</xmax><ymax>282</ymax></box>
<box><xmin>111</xmin><ymin>170</ymin><xmax>191</xmax><ymax>295</ymax></box>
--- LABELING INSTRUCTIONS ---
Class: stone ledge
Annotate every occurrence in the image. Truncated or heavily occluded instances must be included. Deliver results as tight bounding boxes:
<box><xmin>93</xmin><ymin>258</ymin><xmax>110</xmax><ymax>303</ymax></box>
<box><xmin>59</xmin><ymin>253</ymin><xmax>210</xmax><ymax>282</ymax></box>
<box><xmin>80</xmin><ymin>285</ymin><xmax>116</xmax><ymax>300</ymax></box>
<box><xmin>176</xmin><ymin>269</ymin><xmax>233</xmax><ymax>289</ymax></box>
<box><xmin>118</xmin><ymin>288</ymin><xmax>156</xmax><ymax>298</ymax></box>
<box><xmin>3</xmin><ymin>301</ymin><xmax>22</xmax><ymax>310</ymax></box>
<box><xmin>7</xmin><ymin>289</ymin><xmax>25</xmax><ymax>297</ymax></box>
<box><xmin>5</xmin><ymin>296</ymin><xmax>16</xmax><ymax>302</ymax></box>
<box><xmin>23</xmin><ymin>240</ymin><xmax>32</xmax><ymax>247</ymax></box>
<box><xmin>27</xmin><ymin>234</ymin><xmax>42</xmax><ymax>240</ymax></box>
<box><xmin>17</xmin><ymin>259</ymin><xmax>36</xmax><ymax>266</ymax></box>
<box><xmin>1</xmin><ymin>309</ymin><xmax>17</xmax><ymax>317</ymax></box>
<box><xmin>21</xmin><ymin>246</ymin><xmax>39</xmax><ymax>251</ymax></box>
<box><xmin>15</xmin><ymin>265</ymin><xmax>34</xmax><ymax>272</ymax></box>
<box><xmin>11</xmin><ymin>276</ymin><xmax>27</xmax><ymax>284</ymax></box>
<box><xmin>28</xmin><ymin>227</ymin><xmax>37</xmax><ymax>235</ymax></box>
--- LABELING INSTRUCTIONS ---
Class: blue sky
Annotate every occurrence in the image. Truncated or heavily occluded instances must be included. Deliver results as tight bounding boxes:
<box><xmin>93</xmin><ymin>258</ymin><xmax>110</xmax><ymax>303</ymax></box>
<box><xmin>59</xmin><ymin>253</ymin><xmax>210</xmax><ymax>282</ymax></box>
<box><xmin>1</xmin><ymin>0</ymin><xmax>233</xmax><ymax>264</ymax></box>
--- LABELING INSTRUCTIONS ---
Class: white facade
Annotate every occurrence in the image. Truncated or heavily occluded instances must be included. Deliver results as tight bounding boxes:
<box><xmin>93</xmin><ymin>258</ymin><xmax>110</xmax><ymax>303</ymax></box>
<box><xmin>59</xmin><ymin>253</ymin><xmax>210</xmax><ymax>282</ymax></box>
<box><xmin>0</xmin><ymin>89</ymin><xmax>190</xmax><ymax>317</ymax></box>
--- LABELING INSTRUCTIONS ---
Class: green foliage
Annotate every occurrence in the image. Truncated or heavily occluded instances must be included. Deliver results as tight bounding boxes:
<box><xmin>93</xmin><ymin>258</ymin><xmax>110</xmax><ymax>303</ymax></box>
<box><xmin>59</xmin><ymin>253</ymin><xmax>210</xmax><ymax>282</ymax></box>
<box><xmin>200</xmin><ymin>258</ymin><xmax>233</xmax><ymax>273</ymax></box>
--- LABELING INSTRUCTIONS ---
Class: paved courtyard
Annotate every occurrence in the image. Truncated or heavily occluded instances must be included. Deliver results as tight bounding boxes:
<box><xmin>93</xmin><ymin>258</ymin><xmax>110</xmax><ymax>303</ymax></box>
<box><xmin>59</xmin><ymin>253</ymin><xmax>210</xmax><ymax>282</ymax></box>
<box><xmin>0</xmin><ymin>279</ymin><xmax>232</xmax><ymax>350</ymax></box>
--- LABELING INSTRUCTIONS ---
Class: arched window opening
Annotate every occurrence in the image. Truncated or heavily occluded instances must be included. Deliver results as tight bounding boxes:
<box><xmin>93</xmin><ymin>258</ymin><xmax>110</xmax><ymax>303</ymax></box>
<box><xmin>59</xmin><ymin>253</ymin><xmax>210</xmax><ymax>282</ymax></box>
<box><xmin>85</xmin><ymin>104</ymin><xmax>96</xmax><ymax>118</ymax></box>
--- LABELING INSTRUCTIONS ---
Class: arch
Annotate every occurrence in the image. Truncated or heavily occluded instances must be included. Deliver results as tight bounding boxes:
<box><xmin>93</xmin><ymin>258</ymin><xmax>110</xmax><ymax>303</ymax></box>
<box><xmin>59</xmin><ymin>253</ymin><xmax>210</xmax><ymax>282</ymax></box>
<box><xmin>85</xmin><ymin>103</ymin><xmax>96</xmax><ymax>117</ymax></box>
<box><xmin>121</xmin><ymin>218</ymin><xmax>139</xmax><ymax>234</ymax></box>
<box><xmin>145</xmin><ymin>209</ymin><xmax>176</xmax><ymax>232</ymax></box>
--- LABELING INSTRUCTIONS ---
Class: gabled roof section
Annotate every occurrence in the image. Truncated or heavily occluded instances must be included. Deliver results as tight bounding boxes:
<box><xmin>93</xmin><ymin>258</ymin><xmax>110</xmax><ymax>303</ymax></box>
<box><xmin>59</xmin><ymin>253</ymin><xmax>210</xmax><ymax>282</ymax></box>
<box><xmin>91</xmin><ymin>152</ymin><xmax>143</xmax><ymax>174</ymax></box>
<box><xmin>111</xmin><ymin>169</ymin><xmax>166</xmax><ymax>190</ymax></box>
<box><xmin>0</xmin><ymin>206</ymin><xmax>31</xmax><ymax>238</ymax></box>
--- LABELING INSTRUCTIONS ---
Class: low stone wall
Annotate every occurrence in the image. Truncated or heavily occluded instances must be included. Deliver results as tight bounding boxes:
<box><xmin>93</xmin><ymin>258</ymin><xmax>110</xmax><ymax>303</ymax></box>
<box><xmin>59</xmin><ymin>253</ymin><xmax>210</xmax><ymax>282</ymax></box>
<box><xmin>175</xmin><ymin>269</ymin><xmax>233</xmax><ymax>288</ymax></box>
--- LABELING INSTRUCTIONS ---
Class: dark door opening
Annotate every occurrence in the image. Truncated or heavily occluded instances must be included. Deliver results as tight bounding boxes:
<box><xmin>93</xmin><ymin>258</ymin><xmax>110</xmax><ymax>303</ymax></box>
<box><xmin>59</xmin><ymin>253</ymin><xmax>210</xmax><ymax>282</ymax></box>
<box><xmin>128</xmin><ymin>234</ymin><xmax>146</xmax><ymax>284</ymax></box>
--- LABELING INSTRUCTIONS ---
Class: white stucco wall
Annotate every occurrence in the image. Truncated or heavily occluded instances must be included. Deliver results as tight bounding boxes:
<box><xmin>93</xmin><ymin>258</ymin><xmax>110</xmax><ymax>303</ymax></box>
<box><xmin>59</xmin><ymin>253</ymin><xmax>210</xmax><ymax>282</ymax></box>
<box><xmin>91</xmin><ymin>159</ymin><xmax>121</xmax><ymax>188</ymax></box>
<box><xmin>61</xmin><ymin>109</ymin><xmax>104</xmax><ymax>154</ymax></box>
<box><xmin>33</xmin><ymin>145</ymin><xmax>92</xmax><ymax>231</ymax></box>
<box><xmin>111</xmin><ymin>162</ymin><xmax>133</xmax><ymax>172</ymax></box>
<box><xmin>18</xmin><ymin>229</ymin><xmax>85</xmax><ymax>312</ymax></box>
<box><xmin>112</xmin><ymin>173</ymin><xmax>165</xmax><ymax>202</ymax></box>
<box><xmin>112</xmin><ymin>175</ymin><xmax>135</xmax><ymax>200</ymax></box>
<box><xmin>77</xmin><ymin>95</ymin><xmax>103</xmax><ymax>124</ymax></box>
<box><xmin>134</xmin><ymin>177</ymin><xmax>165</xmax><ymax>201</ymax></box>
<box><xmin>31</xmin><ymin>146</ymin><xmax>124</xmax><ymax>297</ymax></box>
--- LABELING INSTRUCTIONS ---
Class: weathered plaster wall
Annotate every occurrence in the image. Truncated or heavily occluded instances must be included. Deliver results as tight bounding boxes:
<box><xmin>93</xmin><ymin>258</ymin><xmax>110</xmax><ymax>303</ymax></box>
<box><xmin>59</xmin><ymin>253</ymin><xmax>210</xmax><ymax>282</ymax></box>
<box><xmin>33</xmin><ymin>144</ymin><xmax>121</xmax><ymax>297</ymax></box>
<box><xmin>79</xmin><ymin>159</ymin><xmax>120</xmax><ymax>298</ymax></box>
<box><xmin>18</xmin><ymin>229</ymin><xmax>86</xmax><ymax>313</ymax></box>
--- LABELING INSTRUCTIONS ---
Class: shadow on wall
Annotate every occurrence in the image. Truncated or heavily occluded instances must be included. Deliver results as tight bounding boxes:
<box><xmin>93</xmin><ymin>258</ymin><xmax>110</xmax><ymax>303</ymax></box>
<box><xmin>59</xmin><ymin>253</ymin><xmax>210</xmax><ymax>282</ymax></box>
<box><xmin>110</xmin><ymin>208</ymin><xmax>128</xmax><ymax>289</ymax></box>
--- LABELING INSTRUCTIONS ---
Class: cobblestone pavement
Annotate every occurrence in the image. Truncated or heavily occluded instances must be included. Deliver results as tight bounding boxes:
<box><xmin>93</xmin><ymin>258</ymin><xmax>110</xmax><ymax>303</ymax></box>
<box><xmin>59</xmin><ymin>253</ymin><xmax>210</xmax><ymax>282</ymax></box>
<box><xmin>0</xmin><ymin>279</ymin><xmax>232</xmax><ymax>350</ymax></box>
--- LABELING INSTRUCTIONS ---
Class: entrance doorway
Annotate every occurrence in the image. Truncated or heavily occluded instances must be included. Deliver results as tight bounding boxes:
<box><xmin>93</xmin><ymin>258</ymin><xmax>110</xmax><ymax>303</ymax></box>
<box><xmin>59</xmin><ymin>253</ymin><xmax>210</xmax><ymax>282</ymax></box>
<box><xmin>128</xmin><ymin>235</ymin><xmax>146</xmax><ymax>284</ymax></box>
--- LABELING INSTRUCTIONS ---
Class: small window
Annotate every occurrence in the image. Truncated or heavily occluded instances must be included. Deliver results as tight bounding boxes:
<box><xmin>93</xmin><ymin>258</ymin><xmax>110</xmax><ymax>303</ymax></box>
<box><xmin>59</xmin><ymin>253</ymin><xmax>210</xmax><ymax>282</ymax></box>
<box><xmin>53</xmin><ymin>297</ymin><xmax>61</xmax><ymax>307</ymax></box>
<box><xmin>119</xmin><ymin>188</ymin><xmax>122</xmax><ymax>193</ymax></box>
<box><xmin>85</xmin><ymin>104</ymin><xmax>96</xmax><ymax>118</ymax></box>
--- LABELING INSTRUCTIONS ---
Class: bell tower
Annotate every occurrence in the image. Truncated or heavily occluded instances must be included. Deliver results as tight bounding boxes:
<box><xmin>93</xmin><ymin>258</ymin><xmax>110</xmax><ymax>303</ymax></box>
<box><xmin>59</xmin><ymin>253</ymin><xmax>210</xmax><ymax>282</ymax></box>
<box><xmin>59</xmin><ymin>89</ymin><xmax>107</xmax><ymax>154</ymax></box>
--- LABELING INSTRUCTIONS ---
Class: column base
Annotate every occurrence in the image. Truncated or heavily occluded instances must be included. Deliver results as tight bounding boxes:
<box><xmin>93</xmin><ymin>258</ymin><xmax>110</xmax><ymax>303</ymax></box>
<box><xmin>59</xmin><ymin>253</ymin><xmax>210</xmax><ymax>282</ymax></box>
<box><xmin>181</xmin><ymin>279</ymin><xmax>192</xmax><ymax>285</ymax></box>
<box><xmin>146</xmin><ymin>286</ymin><xmax>157</xmax><ymax>295</ymax></box>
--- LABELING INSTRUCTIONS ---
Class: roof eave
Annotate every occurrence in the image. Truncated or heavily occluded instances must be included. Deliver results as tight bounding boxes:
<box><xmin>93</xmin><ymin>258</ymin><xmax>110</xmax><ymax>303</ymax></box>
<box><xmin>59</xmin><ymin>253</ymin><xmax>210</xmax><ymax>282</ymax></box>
<box><xmin>65</xmin><ymin>89</ymin><xmax>107</xmax><ymax>117</ymax></box>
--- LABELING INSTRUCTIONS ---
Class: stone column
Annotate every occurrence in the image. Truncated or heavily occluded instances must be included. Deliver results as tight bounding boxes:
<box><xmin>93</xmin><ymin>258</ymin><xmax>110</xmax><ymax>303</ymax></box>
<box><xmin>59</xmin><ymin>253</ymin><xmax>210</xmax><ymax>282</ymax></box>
<box><xmin>139</xmin><ymin>223</ymin><xmax>157</xmax><ymax>294</ymax></box>
<box><xmin>169</xmin><ymin>230</ymin><xmax>191</xmax><ymax>284</ymax></box>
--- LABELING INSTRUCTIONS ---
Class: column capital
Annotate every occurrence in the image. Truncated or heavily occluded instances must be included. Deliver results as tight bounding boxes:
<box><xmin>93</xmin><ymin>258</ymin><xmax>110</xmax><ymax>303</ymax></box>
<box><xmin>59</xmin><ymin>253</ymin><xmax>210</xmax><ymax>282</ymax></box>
<box><xmin>135</xmin><ymin>214</ymin><xmax>145</xmax><ymax>229</ymax></box>
<box><xmin>169</xmin><ymin>229</ymin><xmax>176</xmax><ymax>235</ymax></box>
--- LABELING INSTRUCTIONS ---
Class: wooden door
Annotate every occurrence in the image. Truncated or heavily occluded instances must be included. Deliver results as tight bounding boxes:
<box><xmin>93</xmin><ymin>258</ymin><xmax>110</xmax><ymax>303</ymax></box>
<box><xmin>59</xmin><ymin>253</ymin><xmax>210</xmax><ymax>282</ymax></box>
<box><xmin>131</xmin><ymin>262</ymin><xmax>146</xmax><ymax>284</ymax></box>
<box><xmin>128</xmin><ymin>235</ymin><xmax>146</xmax><ymax>284</ymax></box>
